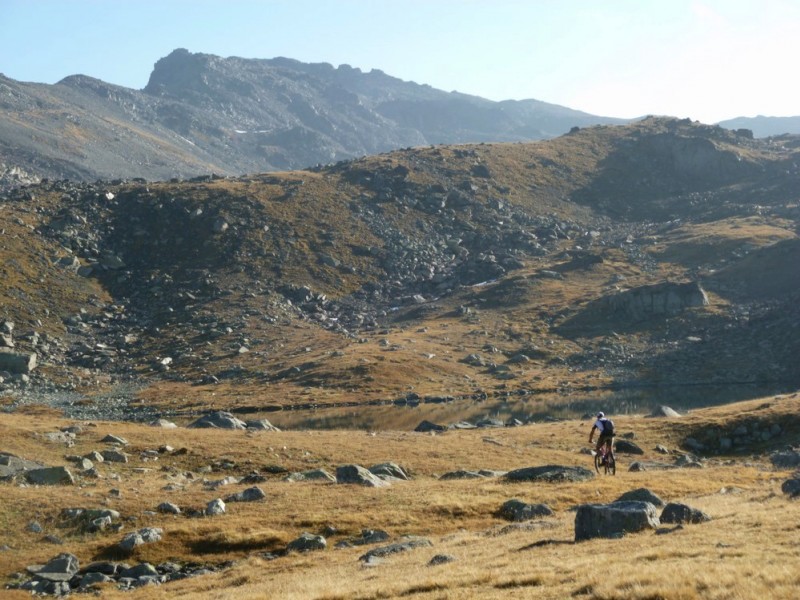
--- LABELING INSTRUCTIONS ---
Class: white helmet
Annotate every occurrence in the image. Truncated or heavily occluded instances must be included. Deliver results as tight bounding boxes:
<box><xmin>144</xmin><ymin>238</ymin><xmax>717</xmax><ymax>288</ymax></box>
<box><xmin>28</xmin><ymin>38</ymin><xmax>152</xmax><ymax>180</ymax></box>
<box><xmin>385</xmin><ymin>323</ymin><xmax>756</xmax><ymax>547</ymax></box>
<box><xmin>597</xmin><ymin>411</ymin><xmax>605</xmax><ymax>419</ymax></box>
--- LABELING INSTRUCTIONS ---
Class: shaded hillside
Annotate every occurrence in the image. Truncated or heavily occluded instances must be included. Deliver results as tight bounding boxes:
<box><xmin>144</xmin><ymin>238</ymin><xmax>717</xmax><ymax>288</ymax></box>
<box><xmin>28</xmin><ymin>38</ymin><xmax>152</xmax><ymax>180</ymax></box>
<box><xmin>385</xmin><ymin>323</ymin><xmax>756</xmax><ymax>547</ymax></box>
<box><xmin>0</xmin><ymin>49</ymin><xmax>624</xmax><ymax>191</ymax></box>
<box><xmin>0</xmin><ymin>118</ymin><xmax>798</xmax><ymax>419</ymax></box>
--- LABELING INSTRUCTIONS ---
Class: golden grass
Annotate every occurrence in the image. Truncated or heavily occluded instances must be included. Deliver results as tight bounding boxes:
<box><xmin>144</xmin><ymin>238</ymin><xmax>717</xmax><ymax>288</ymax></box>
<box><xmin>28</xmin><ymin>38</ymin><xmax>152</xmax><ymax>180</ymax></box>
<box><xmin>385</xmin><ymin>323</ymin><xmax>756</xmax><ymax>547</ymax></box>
<box><xmin>1</xmin><ymin>393</ymin><xmax>799</xmax><ymax>598</ymax></box>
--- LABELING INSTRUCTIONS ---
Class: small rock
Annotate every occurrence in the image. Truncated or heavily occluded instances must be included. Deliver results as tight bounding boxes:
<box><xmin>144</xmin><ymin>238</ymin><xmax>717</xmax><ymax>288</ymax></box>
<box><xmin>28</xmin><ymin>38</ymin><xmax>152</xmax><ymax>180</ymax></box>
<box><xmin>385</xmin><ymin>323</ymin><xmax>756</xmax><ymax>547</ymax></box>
<box><xmin>428</xmin><ymin>554</ymin><xmax>456</xmax><ymax>566</ymax></box>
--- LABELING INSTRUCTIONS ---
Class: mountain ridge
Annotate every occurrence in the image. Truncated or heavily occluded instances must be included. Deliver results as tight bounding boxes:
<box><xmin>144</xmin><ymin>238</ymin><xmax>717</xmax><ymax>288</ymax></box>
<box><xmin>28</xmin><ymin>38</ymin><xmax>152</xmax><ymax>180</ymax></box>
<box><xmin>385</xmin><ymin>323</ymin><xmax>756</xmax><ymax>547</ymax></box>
<box><xmin>0</xmin><ymin>48</ymin><xmax>626</xmax><ymax>191</ymax></box>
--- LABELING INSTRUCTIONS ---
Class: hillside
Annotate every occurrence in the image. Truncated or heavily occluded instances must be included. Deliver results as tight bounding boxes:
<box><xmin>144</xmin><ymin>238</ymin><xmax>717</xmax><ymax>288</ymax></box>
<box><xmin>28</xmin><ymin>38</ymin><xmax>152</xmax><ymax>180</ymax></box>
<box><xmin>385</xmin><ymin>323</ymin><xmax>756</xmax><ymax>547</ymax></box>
<box><xmin>0</xmin><ymin>49</ymin><xmax>625</xmax><ymax>191</ymax></box>
<box><xmin>0</xmin><ymin>116</ymin><xmax>798</xmax><ymax>426</ymax></box>
<box><xmin>0</xmin><ymin>393</ymin><xmax>799</xmax><ymax>598</ymax></box>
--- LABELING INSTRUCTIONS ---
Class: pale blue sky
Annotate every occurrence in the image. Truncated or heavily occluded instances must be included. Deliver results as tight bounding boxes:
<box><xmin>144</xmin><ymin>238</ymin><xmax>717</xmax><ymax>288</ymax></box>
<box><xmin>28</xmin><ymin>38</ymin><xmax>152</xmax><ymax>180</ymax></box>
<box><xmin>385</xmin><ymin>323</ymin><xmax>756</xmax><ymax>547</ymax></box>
<box><xmin>1</xmin><ymin>0</ymin><xmax>798</xmax><ymax>123</ymax></box>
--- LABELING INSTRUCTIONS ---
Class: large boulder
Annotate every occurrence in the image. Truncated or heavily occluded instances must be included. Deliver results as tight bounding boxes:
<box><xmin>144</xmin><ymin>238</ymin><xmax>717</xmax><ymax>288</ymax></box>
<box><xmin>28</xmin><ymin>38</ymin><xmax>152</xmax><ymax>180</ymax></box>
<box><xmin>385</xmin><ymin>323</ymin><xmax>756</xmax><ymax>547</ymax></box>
<box><xmin>660</xmin><ymin>502</ymin><xmax>711</xmax><ymax>524</ymax></box>
<box><xmin>0</xmin><ymin>348</ymin><xmax>37</xmax><ymax>373</ymax></box>
<box><xmin>770</xmin><ymin>451</ymin><xmax>800</xmax><ymax>469</ymax></box>
<box><xmin>205</xmin><ymin>498</ymin><xmax>226</xmax><ymax>516</ymax></box>
<box><xmin>284</xmin><ymin>469</ymin><xmax>337</xmax><ymax>483</ymax></box>
<box><xmin>505</xmin><ymin>465</ymin><xmax>594</xmax><ymax>483</ymax></box>
<box><xmin>287</xmin><ymin>533</ymin><xmax>326</xmax><ymax>552</ymax></box>
<box><xmin>369</xmin><ymin>462</ymin><xmax>409</xmax><ymax>480</ymax></box>
<box><xmin>336</xmin><ymin>464</ymin><xmax>390</xmax><ymax>487</ymax></box>
<box><xmin>225</xmin><ymin>486</ymin><xmax>266</xmax><ymax>502</ymax></box>
<box><xmin>601</xmin><ymin>281</ymin><xmax>708</xmax><ymax>321</ymax></box>
<box><xmin>781</xmin><ymin>478</ymin><xmax>800</xmax><ymax>498</ymax></box>
<box><xmin>0</xmin><ymin>453</ymin><xmax>44</xmax><ymax>478</ymax></box>
<box><xmin>614</xmin><ymin>440</ymin><xmax>644</xmax><ymax>455</ymax></box>
<box><xmin>575</xmin><ymin>501</ymin><xmax>660</xmax><ymax>541</ymax></box>
<box><xmin>28</xmin><ymin>553</ymin><xmax>79</xmax><ymax>582</ymax></box>
<box><xmin>26</xmin><ymin>466</ymin><xmax>74</xmax><ymax>485</ymax></box>
<box><xmin>497</xmin><ymin>499</ymin><xmax>554</xmax><ymax>522</ymax></box>
<box><xmin>188</xmin><ymin>411</ymin><xmax>247</xmax><ymax>430</ymax></box>
<box><xmin>615</xmin><ymin>488</ymin><xmax>665</xmax><ymax>507</ymax></box>
<box><xmin>118</xmin><ymin>528</ymin><xmax>163</xmax><ymax>553</ymax></box>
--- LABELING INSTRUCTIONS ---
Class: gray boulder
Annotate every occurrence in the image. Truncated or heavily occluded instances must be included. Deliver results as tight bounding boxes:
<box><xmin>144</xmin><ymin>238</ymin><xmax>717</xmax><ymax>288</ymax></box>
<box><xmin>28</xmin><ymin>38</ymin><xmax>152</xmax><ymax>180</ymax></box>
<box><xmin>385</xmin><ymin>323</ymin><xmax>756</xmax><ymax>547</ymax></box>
<box><xmin>188</xmin><ymin>411</ymin><xmax>247</xmax><ymax>430</ymax></box>
<box><xmin>369</xmin><ymin>462</ymin><xmax>409</xmax><ymax>480</ymax></box>
<box><xmin>0</xmin><ymin>348</ymin><xmax>37</xmax><ymax>373</ymax></box>
<box><xmin>415</xmin><ymin>420</ymin><xmax>446</xmax><ymax>433</ymax></box>
<box><xmin>781</xmin><ymin>478</ymin><xmax>800</xmax><ymax>498</ymax></box>
<box><xmin>101</xmin><ymin>449</ymin><xmax>129</xmax><ymax>463</ymax></box>
<box><xmin>150</xmin><ymin>419</ymin><xmax>178</xmax><ymax>429</ymax></box>
<box><xmin>505</xmin><ymin>465</ymin><xmax>594</xmax><ymax>483</ymax></box>
<box><xmin>118</xmin><ymin>528</ymin><xmax>163</xmax><ymax>552</ymax></box>
<box><xmin>28</xmin><ymin>552</ymin><xmax>79</xmax><ymax>582</ymax></box>
<box><xmin>614</xmin><ymin>440</ymin><xmax>644</xmax><ymax>455</ymax></box>
<box><xmin>287</xmin><ymin>533</ymin><xmax>327</xmax><ymax>552</ymax></box>
<box><xmin>225</xmin><ymin>486</ymin><xmax>266</xmax><ymax>502</ymax></box>
<box><xmin>205</xmin><ymin>498</ymin><xmax>226</xmax><ymax>516</ymax></box>
<box><xmin>0</xmin><ymin>453</ymin><xmax>44</xmax><ymax>478</ymax></box>
<box><xmin>660</xmin><ymin>502</ymin><xmax>711</xmax><ymax>524</ymax></box>
<box><xmin>497</xmin><ymin>499</ymin><xmax>554</xmax><ymax>522</ymax></box>
<box><xmin>101</xmin><ymin>434</ymin><xmax>128</xmax><ymax>445</ymax></box>
<box><xmin>770</xmin><ymin>451</ymin><xmax>800</xmax><ymax>469</ymax></box>
<box><xmin>615</xmin><ymin>488</ymin><xmax>665</xmax><ymax>507</ymax></box>
<box><xmin>26</xmin><ymin>466</ymin><xmax>74</xmax><ymax>485</ymax></box>
<box><xmin>157</xmin><ymin>502</ymin><xmax>182</xmax><ymax>515</ymax></box>
<box><xmin>284</xmin><ymin>469</ymin><xmax>336</xmax><ymax>483</ymax></box>
<box><xmin>575</xmin><ymin>501</ymin><xmax>660</xmax><ymax>541</ymax></box>
<box><xmin>336</xmin><ymin>464</ymin><xmax>390</xmax><ymax>487</ymax></box>
<box><xmin>359</xmin><ymin>537</ymin><xmax>433</xmax><ymax>562</ymax></box>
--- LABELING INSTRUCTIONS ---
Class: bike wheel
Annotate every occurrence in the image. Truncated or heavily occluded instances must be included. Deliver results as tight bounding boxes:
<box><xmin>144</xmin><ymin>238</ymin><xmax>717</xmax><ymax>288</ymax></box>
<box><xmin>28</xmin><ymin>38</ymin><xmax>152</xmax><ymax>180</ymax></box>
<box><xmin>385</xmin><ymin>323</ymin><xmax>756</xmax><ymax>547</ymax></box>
<box><xmin>607</xmin><ymin>455</ymin><xmax>616</xmax><ymax>476</ymax></box>
<box><xmin>594</xmin><ymin>452</ymin><xmax>602</xmax><ymax>474</ymax></box>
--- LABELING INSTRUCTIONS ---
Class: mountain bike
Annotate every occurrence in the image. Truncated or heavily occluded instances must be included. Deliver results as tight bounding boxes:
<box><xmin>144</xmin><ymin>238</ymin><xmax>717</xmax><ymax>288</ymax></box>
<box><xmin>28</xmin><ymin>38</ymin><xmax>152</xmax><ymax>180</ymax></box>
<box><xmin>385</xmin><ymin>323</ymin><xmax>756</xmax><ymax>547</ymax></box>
<box><xmin>593</xmin><ymin>443</ymin><xmax>616</xmax><ymax>475</ymax></box>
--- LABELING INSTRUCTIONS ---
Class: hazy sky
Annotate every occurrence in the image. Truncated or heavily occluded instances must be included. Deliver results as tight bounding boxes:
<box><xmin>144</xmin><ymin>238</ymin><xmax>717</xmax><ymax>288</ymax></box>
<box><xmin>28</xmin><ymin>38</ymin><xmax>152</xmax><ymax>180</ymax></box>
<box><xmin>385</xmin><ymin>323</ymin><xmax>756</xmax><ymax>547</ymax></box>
<box><xmin>1</xmin><ymin>0</ymin><xmax>798</xmax><ymax>123</ymax></box>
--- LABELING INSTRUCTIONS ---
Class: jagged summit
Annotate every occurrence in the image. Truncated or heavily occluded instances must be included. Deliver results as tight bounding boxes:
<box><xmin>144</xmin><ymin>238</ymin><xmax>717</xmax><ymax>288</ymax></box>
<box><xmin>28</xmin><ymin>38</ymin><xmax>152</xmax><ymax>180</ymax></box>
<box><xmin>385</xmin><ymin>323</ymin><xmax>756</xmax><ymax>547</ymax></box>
<box><xmin>0</xmin><ymin>49</ymin><xmax>626</xmax><ymax>189</ymax></box>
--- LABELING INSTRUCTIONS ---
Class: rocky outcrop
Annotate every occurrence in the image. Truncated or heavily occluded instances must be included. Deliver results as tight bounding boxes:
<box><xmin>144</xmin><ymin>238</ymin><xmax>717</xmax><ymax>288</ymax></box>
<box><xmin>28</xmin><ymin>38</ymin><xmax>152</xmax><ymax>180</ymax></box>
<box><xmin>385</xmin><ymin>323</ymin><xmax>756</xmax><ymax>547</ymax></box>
<box><xmin>602</xmin><ymin>282</ymin><xmax>709</xmax><ymax>321</ymax></box>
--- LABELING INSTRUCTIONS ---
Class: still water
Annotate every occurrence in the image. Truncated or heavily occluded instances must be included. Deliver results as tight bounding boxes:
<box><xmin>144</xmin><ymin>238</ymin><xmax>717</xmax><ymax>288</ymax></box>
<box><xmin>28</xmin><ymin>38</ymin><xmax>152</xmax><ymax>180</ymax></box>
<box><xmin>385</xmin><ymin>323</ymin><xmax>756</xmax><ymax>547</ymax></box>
<box><xmin>243</xmin><ymin>383</ymin><xmax>786</xmax><ymax>431</ymax></box>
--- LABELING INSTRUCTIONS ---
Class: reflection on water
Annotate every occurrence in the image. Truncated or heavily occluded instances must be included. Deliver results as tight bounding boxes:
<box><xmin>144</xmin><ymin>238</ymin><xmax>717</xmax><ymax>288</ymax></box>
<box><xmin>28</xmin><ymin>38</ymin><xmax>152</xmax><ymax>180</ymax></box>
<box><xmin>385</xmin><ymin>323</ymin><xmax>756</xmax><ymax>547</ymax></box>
<box><xmin>257</xmin><ymin>383</ymin><xmax>787</xmax><ymax>431</ymax></box>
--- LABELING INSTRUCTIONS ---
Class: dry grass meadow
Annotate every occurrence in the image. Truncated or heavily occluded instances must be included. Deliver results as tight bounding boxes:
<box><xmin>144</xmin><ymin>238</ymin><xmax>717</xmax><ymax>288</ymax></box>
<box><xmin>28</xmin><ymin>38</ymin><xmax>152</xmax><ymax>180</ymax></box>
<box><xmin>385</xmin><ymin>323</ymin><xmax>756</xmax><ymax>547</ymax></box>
<box><xmin>1</xmin><ymin>392</ymin><xmax>799</xmax><ymax>599</ymax></box>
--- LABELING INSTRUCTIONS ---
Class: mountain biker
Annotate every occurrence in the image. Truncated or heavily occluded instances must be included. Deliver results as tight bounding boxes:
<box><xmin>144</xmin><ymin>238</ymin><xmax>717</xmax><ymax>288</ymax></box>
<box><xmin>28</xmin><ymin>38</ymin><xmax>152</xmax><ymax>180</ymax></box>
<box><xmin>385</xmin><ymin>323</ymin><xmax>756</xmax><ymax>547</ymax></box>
<box><xmin>589</xmin><ymin>411</ymin><xmax>615</xmax><ymax>461</ymax></box>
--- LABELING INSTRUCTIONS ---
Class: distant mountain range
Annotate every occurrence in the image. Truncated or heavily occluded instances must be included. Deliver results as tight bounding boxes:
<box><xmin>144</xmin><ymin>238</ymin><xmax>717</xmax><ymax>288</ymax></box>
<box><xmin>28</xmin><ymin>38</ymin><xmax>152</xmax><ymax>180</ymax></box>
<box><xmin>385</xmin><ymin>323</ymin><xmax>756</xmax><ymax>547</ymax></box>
<box><xmin>0</xmin><ymin>49</ymin><xmax>627</xmax><ymax>189</ymax></box>
<box><xmin>1</xmin><ymin>49</ymin><xmax>797</xmax><ymax>191</ymax></box>
<box><xmin>717</xmin><ymin>116</ymin><xmax>800</xmax><ymax>138</ymax></box>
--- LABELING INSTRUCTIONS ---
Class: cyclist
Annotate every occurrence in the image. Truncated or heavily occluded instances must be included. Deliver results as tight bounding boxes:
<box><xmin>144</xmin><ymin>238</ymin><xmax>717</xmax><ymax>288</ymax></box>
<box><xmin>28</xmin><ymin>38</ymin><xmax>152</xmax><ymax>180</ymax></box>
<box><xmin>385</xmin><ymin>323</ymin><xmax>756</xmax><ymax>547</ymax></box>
<box><xmin>589</xmin><ymin>411</ymin><xmax>615</xmax><ymax>462</ymax></box>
